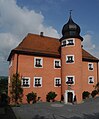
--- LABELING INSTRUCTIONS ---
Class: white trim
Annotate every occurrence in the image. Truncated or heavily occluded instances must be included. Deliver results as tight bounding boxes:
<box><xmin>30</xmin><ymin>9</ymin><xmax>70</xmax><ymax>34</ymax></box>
<box><xmin>8</xmin><ymin>76</ymin><xmax>10</xmax><ymax>84</ymax></box>
<box><xmin>54</xmin><ymin>77</ymin><xmax>61</xmax><ymax>87</ymax></box>
<box><xmin>88</xmin><ymin>76</ymin><xmax>94</xmax><ymax>84</ymax></box>
<box><xmin>54</xmin><ymin>59</ymin><xmax>61</xmax><ymax>69</ymax></box>
<box><xmin>61</xmin><ymin>38</ymin><xmax>75</xmax><ymax>47</ymax></box>
<box><xmin>66</xmin><ymin>55</ymin><xmax>75</xmax><ymax>64</ymax></box>
<box><xmin>66</xmin><ymin>38</ymin><xmax>75</xmax><ymax>47</ymax></box>
<box><xmin>9</xmin><ymin>60</ymin><xmax>12</xmax><ymax>68</ymax></box>
<box><xmin>34</xmin><ymin>57</ymin><xmax>43</xmax><ymax>68</ymax></box>
<box><xmin>66</xmin><ymin>76</ymin><xmax>75</xmax><ymax>85</ymax></box>
<box><xmin>21</xmin><ymin>77</ymin><xmax>30</xmax><ymax>88</ymax></box>
<box><xmin>33</xmin><ymin>77</ymin><xmax>42</xmax><ymax>88</ymax></box>
<box><xmin>64</xmin><ymin>90</ymin><xmax>75</xmax><ymax>104</ymax></box>
<box><xmin>88</xmin><ymin>63</ymin><xmax>94</xmax><ymax>71</ymax></box>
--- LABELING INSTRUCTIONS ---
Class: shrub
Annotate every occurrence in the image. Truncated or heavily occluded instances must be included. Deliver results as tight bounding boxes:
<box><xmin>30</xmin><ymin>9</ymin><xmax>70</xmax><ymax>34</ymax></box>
<box><xmin>91</xmin><ymin>90</ymin><xmax>98</xmax><ymax>98</ymax></box>
<box><xmin>82</xmin><ymin>91</ymin><xmax>90</xmax><ymax>99</ymax></box>
<box><xmin>26</xmin><ymin>92</ymin><xmax>37</xmax><ymax>103</ymax></box>
<box><xmin>46</xmin><ymin>91</ymin><xmax>57</xmax><ymax>102</ymax></box>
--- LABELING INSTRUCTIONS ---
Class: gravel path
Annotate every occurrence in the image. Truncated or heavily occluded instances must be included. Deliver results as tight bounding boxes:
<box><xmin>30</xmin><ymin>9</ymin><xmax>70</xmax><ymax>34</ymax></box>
<box><xmin>12</xmin><ymin>97</ymin><xmax>99</xmax><ymax>119</ymax></box>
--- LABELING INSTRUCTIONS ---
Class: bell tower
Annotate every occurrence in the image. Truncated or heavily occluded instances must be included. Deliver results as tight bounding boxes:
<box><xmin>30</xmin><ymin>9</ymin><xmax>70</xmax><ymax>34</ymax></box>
<box><xmin>60</xmin><ymin>12</ymin><xmax>83</xmax><ymax>103</ymax></box>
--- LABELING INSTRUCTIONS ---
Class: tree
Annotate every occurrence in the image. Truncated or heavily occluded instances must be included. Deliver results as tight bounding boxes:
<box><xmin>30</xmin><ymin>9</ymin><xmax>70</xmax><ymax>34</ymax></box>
<box><xmin>10</xmin><ymin>73</ymin><xmax>23</xmax><ymax>104</ymax></box>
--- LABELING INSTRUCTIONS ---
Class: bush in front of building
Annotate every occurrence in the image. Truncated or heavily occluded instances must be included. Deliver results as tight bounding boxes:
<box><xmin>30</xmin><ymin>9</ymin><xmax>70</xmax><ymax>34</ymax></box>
<box><xmin>26</xmin><ymin>92</ymin><xmax>37</xmax><ymax>104</ymax></box>
<box><xmin>46</xmin><ymin>91</ymin><xmax>57</xmax><ymax>102</ymax></box>
<box><xmin>91</xmin><ymin>90</ymin><xmax>98</xmax><ymax>98</ymax></box>
<box><xmin>82</xmin><ymin>91</ymin><xmax>90</xmax><ymax>99</ymax></box>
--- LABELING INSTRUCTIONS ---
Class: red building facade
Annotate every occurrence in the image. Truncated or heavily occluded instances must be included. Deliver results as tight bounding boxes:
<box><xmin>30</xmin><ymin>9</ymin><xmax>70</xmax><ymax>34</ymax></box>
<box><xmin>8</xmin><ymin>15</ymin><xmax>99</xmax><ymax>104</ymax></box>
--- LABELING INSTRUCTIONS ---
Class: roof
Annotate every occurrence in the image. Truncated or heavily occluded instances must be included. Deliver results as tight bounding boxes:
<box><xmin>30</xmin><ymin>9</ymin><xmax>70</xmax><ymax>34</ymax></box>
<box><xmin>7</xmin><ymin>33</ymin><xmax>99</xmax><ymax>62</ymax></box>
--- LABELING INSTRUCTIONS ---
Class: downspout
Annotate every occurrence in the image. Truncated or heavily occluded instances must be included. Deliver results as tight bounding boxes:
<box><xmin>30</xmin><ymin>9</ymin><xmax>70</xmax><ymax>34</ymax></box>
<box><xmin>97</xmin><ymin>61</ymin><xmax>99</xmax><ymax>83</ymax></box>
<box><xmin>15</xmin><ymin>53</ymin><xmax>19</xmax><ymax>104</ymax></box>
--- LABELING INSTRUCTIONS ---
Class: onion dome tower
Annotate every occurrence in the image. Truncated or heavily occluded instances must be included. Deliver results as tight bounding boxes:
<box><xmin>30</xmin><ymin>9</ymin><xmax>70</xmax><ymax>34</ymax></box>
<box><xmin>60</xmin><ymin>12</ymin><xmax>83</xmax><ymax>104</ymax></box>
<box><xmin>60</xmin><ymin>11</ymin><xmax>83</xmax><ymax>41</ymax></box>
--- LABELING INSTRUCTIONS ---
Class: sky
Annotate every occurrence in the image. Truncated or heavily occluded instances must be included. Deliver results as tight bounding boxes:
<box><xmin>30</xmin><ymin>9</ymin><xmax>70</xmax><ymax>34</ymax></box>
<box><xmin>0</xmin><ymin>0</ymin><xmax>99</xmax><ymax>76</ymax></box>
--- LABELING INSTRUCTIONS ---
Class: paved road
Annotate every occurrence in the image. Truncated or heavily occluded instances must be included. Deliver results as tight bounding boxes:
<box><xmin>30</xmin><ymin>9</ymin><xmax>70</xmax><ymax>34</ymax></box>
<box><xmin>12</xmin><ymin>97</ymin><xmax>99</xmax><ymax>119</ymax></box>
<box><xmin>0</xmin><ymin>105</ymin><xmax>17</xmax><ymax>119</ymax></box>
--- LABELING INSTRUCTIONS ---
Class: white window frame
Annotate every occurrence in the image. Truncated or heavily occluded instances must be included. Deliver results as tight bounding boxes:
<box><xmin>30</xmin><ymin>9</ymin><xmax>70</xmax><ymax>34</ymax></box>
<box><xmin>34</xmin><ymin>57</ymin><xmax>43</xmax><ymax>68</ymax></box>
<box><xmin>61</xmin><ymin>38</ymin><xmax>75</xmax><ymax>47</ymax></box>
<box><xmin>66</xmin><ymin>38</ymin><xmax>75</xmax><ymax>46</ymax></box>
<box><xmin>66</xmin><ymin>76</ymin><xmax>75</xmax><ymax>85</ymax></box>
<box><xmin>54</xmin><ymin>77</ymin><xmax>61</xmax><ymax>87</ymax></box>
<box><xmin>88</xmin><ymin>76</ymin><xmax>94</xmax><ymax>84</ymax></box>
<box><xmin>61</xmin><ymin>39</ymin><xmax>66</xmax><ymax>46</ymax></box>
<box><xmin>8</xmin><ymin>76</ymin><xmax>10</xmax><ymax>84</ymax></box>
<box><xmin>21</xmin><ymin>77</ymin><xmax>30</xmax><ymax>88</ymax></box>
<box><xmin>34</xmin><ymin>77</ymin><xmax>42</xmax><ymax>88</ymax></box>
<box><xmin>88</xmin><ymin>63</ymin><xmax>94</xmax><ymax>71</ymax></box>
<box><xmin>54</xmin><ymin>59</ymin><xmax>61</xmax><ymax>69</ymax></box>
<box><xmin>66</xmin><ymin>55</ymin><xmax>75</xmax><ymax>64</ymax></box>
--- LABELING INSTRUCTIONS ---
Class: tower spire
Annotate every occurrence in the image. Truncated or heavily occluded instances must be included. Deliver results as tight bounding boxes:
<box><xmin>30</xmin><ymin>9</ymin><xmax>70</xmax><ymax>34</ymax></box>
<box><xmin>69</xmin><ymin>10</ymin><xmax>72</xmax><ymax>18</ymax></box>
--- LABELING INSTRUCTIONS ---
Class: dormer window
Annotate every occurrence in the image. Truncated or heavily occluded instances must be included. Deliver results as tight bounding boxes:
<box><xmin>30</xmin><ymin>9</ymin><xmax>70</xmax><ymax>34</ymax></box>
<box><xmin>88</xmin><ymin>63</ymin><xmax>94</xmax><ymax>71</ymax></box>
<box><xmin>34</xmin><ymin>57</ymin><xmax>43</xmax><ymax>68</ymax></box>
<box><xmin>88</xmin><ymin>76</ymin><xmax>94</xmax><ymax>84</ymax></box>
<box><xmin>54</xmin><ymin>59</ymin><xmax>61</xmax><ymax>68</ymax></box>
<box><xmin>66</xmin><ymin>55</ymin><xmax>74</xmax><ymax>63</ymax></box>
<box><xmin>66</xmin><ymin>76</ymin><xmax>75</xmax><ymax>85</ymax></box>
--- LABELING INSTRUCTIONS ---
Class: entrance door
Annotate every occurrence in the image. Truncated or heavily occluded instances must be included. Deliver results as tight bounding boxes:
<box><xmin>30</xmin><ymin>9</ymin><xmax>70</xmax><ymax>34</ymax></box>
<box><xmin>67</xmin><ymin>92</ymin><xmax>73</xmax><ymax>103</ymax></box>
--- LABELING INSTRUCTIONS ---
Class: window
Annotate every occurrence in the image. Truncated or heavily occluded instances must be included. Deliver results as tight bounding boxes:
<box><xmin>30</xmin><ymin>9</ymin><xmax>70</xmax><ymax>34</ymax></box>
<box><xmin>34</xmin><ymin>57</ymin><xmax>43</xmax><ymax>68</ymax></box>
<box><xmin>34</xmin><ymin>77</ymin><xmax>42</xmax><ymax>87</ymax></box>
<box><xmin>62</xmin><ymin>40</ymin><xmax>66</xmax><ymax>46</ymax></box>
<box><xmin>22</xmin><ymin>77</ymin><xmax>30</xmax><ymax>87</ymax></box>
<box><xmin>88</xmin><ymin>63</ymin><xmax>94</xmax><ymax>71</ymax></box>
<box><xmin>54</xmin><ymin>60</ymin><xmax>61</xmax><ymax>68</ymax></box>
<box><xmin>66</xmin><ymin>76</ymin><xmax>75</xmax><ymax>85</ymax></box>
<box><xmin>54</xmin><ymin>78</ymin><xmax>61</xmax><ymax>87</ymax></box>
<box><xmin>66</xmin><ymin>55</ymin><xmax>74</xmax><ymax>63</ymax></box>
<box><xmin>67</xmin><ymin>39</ymin><xmax>75</xmax><ymax>46</ymax></box>
<box><xmin>88</xmin><ymin>76</ymin><xmax>94</xmax><ymax>84</ymax></box>
<box><xmin>61</xmin><ymin>38</ymin><xmax>75</xmax><ymax>47</ymax></box>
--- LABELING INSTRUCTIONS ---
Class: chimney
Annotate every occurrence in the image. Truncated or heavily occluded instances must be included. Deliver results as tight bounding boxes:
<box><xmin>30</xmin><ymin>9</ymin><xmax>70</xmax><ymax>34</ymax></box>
<box><xmin>40</xmin><ymin>32</ymin><xmax>44</xmax><ymax>37</ymax></box>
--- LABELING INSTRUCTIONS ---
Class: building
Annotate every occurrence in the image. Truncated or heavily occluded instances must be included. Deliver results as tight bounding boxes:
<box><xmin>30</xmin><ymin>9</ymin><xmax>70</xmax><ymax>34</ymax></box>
<box><xmin>8</xmin><ymin>14</ymin><xmax>99</xmax><ymax>104</ymax></box>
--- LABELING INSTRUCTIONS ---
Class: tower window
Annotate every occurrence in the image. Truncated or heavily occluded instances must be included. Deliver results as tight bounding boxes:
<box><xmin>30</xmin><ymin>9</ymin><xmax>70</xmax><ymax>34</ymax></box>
<box><xmin>67</xmin><ymin>39</ymin><xmax>75</xmax><ymax>46</ymax></box>
<box><xmin>54</xmin><ymin>59</ymin><xmax>61</xmax><ymax>68</ymax></box>
<box><xmin>66</xmin><ymin>55</ymin><xmax>74</xmax><ymax>63</ymax></box>
<box><xmin>54</xmin><ymin>78</ymin><xmax>61</xmax><ymax>87</ymax></box>
<box><xmin>34</xmin><ymin>57</ymin><xmax>43</xmax><ymax>68</ymax></box>
<box><xmin>62</xmin><ymin>40</ymin><xmax>66</xmax><ymax>46</ymax></box>
<box><xmin>88</xmin><ymin>63</ymin><xmax>94</xmax><ymax>71</ymax></box>
<box><xmin>22</xmin><ymin>77</ymin><xmax>30</xmax><ymax>88</ymax></box>
<box><xmin>34</xmin><ymin>77</ymin><xmax>42</xmax><ymax>87</ymax></box>
<box><xmin>66</xmin><ymin>76</ymin><xmax>75</xmax><ymax>85</ymax></box>
<box><xmin>88</xmin><ymin>76</ymin><xmax>94</xmax><ymax>84</ymax></box>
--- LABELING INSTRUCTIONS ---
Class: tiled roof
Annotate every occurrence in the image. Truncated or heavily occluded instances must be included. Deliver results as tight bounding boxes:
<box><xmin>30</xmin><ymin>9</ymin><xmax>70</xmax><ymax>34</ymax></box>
<box><xmin>7</xmin><ymin>33</ymin><xmax>99</xmax><ymax>62</ymax></box>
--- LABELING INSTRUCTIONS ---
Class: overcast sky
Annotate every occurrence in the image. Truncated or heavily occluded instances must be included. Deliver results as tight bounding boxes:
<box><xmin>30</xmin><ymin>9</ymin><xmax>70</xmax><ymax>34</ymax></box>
<box><xmin>0</xmin><ymin>0</ymin><xmax>99</xmax><ymax>76</ymax></box>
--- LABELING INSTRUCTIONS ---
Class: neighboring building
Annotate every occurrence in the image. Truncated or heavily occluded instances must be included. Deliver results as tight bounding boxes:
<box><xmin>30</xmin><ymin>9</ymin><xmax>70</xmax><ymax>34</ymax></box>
<box><xmin>8</xmin><ymin>14</ymin><xmax>99</xmax><ymax>104</ymax></box>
